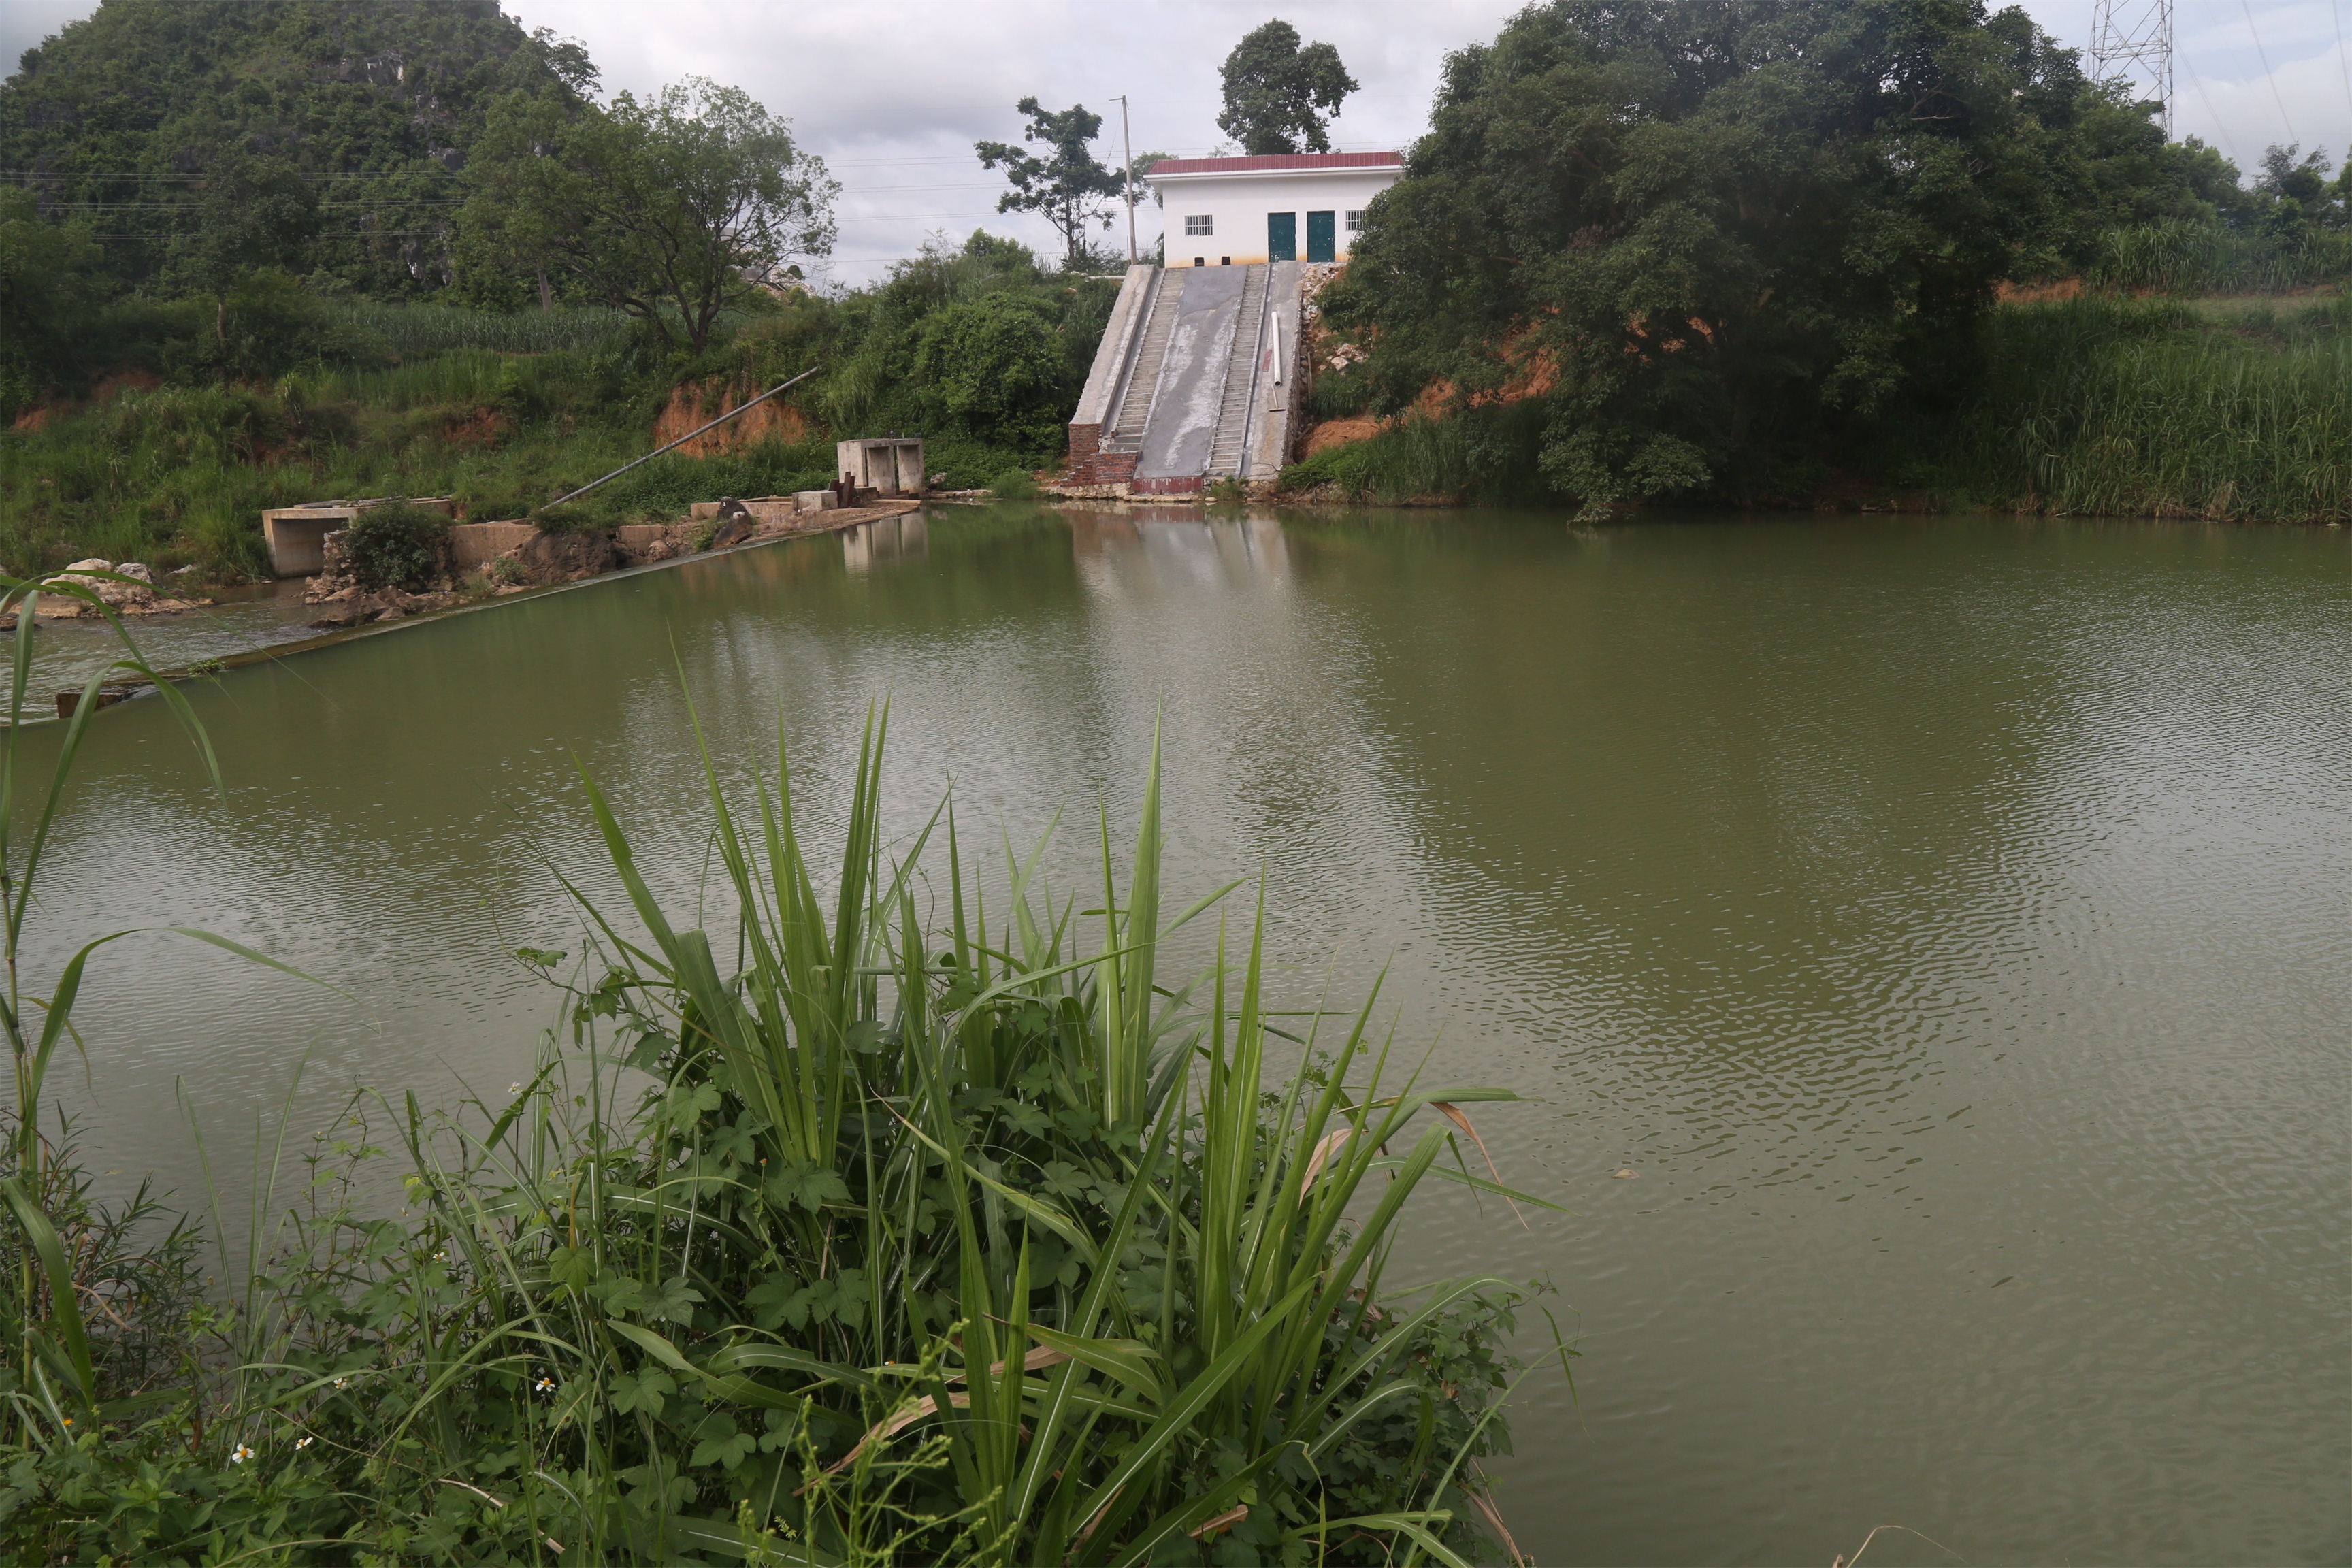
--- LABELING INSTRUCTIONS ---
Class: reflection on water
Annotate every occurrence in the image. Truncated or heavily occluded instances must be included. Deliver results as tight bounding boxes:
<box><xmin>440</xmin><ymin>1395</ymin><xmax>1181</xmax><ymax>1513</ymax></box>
<box><xmin>15</xmin><ymin>505</ymin><xmax>2350</xmax><ymax>1566</ymax></box>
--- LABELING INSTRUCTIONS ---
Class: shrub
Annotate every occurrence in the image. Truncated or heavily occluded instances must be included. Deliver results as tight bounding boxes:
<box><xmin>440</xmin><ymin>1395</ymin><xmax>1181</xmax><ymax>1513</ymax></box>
<box><xmin>340</xmin><ymin>502</ymin><xmax>451</xmax><ymax>591</ymax></box>
<box><xmin>911</xmin><ymin>295</ymin><xmax>1066</xmax><ymax>448</ymax></box>
<box><xmin>529</xmin><ymin>502</ymin><xmax>600</xmax><ymax>533</ymax></box>
<box><xmin>988</xmin><ymin>466</ymin><xmax>1041</xmax><ymax>499</ymax></box>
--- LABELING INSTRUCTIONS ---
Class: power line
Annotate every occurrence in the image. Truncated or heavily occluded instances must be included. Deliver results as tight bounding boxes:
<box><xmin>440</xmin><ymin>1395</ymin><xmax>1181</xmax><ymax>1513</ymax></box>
<box><xmin>2236</xmin><ymin>0</ymin><xmax>2299</xmax><ymax>142</ymax></box>
<box><xmin>2183</xmin><ymin>62</ymin><xmax>2244</xmax><ymax>162</ymax></box>
<box><xmin>2333</xmin><ymin>0</ymin><xmax>2351</xmax><ymax>112</ymax></box>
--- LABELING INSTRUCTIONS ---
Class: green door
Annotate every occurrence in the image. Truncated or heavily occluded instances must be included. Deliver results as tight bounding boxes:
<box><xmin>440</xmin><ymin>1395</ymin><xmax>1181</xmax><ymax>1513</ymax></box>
<box><xmin>1306</xmin><ymin>210</ymin><xmax>1336</xmax><ymax>263</ymax></box>
<box><xmin>1267</xmin><ymin>212</ymin><xmax>1296</xmax><ymax>262</ymax></box>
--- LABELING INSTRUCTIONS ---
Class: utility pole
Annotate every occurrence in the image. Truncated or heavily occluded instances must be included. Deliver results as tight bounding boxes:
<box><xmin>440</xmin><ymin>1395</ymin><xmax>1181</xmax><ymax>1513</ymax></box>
<box><xmin>2090</xmin><ymin>0</ymin><xmax>2174</xmax><ymax>136</ymax></box>
<box><xmin>1113</xmin><ymin>94</ymin><xmax>1137</xmax><ymax>263</ymax></box>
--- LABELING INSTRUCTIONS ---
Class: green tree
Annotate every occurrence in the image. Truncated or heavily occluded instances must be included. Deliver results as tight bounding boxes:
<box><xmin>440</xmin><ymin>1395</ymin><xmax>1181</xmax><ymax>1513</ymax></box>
<box><xmin>0</xmin><ymin>190</ymin><xmax>104</xmax><ymax>418</ymax></box>
<box><xmin>975</xmin><ymin>97</ymin><xmax>1126</xmax><ymax>269</ymax></box>
<box><xmin>178</xmin><ymin>150</ymin><xmax>318</xmax><ymax>346</ymax></box>
<box><xmin>1328</xmin><ymin>0</ymin><xmax>2162</xmax><ymax>514</ymax></box>
<box><xmin>911</xmin><ymin>293</ymin><xmax>1066</xmax><ymax>446</ymax></box>
<box><xmin>2254</xmin><ymin>143</ymin><xmax>2345</xmax><ymax>233</ymax></box>
<box><xmin>461</xmin><ymin>76</ymin><xmax>836</xmax><ymax>353</ymax></box>
<box><xmin>0</xmin><ymin>1</ymin><xmax>587</xmax><ymax>299</ymax></box>
<box><xmin>1217</xmin><ymin>19</ymin><xmax>1358</xmax><ymax>154</ymax></box>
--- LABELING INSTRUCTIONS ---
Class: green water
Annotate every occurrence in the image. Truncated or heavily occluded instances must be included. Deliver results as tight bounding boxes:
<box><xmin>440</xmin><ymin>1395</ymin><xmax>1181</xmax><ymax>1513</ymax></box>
<box><xmin>21</xmin><ymin>506</ymin><xmax>2351</xmax><ymax>1565</ymax></box>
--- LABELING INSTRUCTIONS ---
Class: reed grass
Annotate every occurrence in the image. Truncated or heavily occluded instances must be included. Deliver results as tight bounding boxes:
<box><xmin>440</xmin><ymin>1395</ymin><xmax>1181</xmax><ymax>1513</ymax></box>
<box><xmin>319</xmin><ymin>300</ymin><xmax>637</xmax><ymax>359</ymax></box>
<box><xmin>1278</xmin><ymin>405</ymin><xmax>1555</xmax><ymax>507</ymax></box>
<box><xmin>1928</xmin><ymin>295</ymin><xmax>2352</xmax><ymax>522</ymax></box>
<box><xmin>0</xmin><ymin>600</ymin><xmax>1556</xmax><ymax>1563</ymax></box>
<box><xmin>2084</xmin><ymin>219</ymin><xmax>2352</xmax><ymax>297</ymax></box>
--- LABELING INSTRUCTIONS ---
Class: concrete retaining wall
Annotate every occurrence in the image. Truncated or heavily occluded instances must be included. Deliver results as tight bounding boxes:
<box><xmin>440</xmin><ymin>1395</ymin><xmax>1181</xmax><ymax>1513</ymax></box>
<box><xmin>448</xmin><ymin>521</ymin><xmax>537</xmax><ymax>570</ymax></box>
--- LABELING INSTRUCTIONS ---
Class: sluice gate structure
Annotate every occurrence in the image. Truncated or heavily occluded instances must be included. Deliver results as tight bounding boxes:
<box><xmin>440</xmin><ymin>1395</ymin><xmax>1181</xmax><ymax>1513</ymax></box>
<box><xmin>1067</xmin><ymin>262</ymin><xmax>1307</xmax><ymax>494</ymax></box>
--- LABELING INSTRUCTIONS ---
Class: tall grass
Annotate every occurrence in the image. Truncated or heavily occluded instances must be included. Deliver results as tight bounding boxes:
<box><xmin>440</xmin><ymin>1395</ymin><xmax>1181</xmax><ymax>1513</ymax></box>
<box><xmin>320</xmin><ymin>300</ymin><xmax>637</xmax><ymax>358</ymax></box>
<box><xmin>0</xmin><ymin>564</ymin><xmax>218</xmax><ymax>1431</ymax></box>
<box><xmin>0</xmin><ymin>665</ymin><xmax>1554</xmax><ymax>1561</ymax></box>
<box><xmin>2085</xmin><ymin>218</ymin><xmax>2352</xmax><ymax>296</ymax></box>
<box><xmin>1936</xmin><ymin>295</ymin><xmax>2352</xmax><ymax>522</ymax></box>
<box><xmin>1279</xmin><ymin>405</ymin><xmax>1554</xmax><ymax>506</ymax></box>
<box><xmin>1</xmin><ymin>365</ymin><xmax>1047</xmax><ymax>576</ymax></box>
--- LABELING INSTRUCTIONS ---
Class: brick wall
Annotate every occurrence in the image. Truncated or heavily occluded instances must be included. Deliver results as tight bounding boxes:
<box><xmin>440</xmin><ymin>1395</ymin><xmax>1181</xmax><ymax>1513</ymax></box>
<box><xmin>1066</xmin><ymin>448</ymin><xmax>1139</xmax><ymax>487</ymax></box>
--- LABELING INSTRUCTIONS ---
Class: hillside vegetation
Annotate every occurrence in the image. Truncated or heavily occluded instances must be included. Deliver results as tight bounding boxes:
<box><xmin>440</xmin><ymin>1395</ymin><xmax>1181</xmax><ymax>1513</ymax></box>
<box><xmin>1309</xmin><ymin>0</ymin><xmax>2351</xmax><ymax>519</ymax></box>
<box><xmin>1288</xmin><ymin>294</ymin><xmax>2351</xmax><ymax>523</ymax></box>
<box><xmin>0</xmin><ymin>0</ymin><xmax>583</xmax><ymax>301</ymax></box>
<box><xmin>1</xmin><ymin>232</ymin><xmax>1118</xmax><ymax>576</ymax></box>
<box><xmin>5</xmin><ymin>0</ymin><xmax>2348</xmax><ymax>585</ymax></box>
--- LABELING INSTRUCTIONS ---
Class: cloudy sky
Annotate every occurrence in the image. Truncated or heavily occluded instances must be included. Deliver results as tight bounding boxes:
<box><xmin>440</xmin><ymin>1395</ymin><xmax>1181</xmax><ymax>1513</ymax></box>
<box><xmin>7</xmin><ymin>0</ymin><xmax>2350</xmax><ymax>283</ymax></box>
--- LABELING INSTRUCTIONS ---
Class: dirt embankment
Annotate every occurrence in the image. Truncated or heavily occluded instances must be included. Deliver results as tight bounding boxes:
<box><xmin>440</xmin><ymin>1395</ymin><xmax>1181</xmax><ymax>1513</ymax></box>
<box><xmin>655</xmin><ymin>377</ymin><xmax>813</xmax><ymax>454</ymax></box>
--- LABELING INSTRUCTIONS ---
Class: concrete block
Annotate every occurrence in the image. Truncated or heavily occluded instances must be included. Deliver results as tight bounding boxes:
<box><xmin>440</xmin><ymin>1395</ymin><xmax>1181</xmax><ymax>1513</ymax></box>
<box><xmin>795</xmin><ymin>490</ymin><xmax>838</xmax><ymax>512</ymax></box>
<box><xmin>836</xmin><ymin>438</ymin><xmax>926</xmax><ymax>497</ymax></box>
<box><xmin>261</xmin><ymin>496</ymin><xmax>454</xmax><ymax>577</ymax></box>
<box><xmin>448</xmin><ymin>521</ymin><xmax>538</xmax><ymax>570</ymax></box>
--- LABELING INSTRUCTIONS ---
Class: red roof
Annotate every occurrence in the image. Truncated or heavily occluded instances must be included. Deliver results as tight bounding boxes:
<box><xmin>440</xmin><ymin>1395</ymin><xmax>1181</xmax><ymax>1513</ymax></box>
<box><xmin>1148</xmin><ymin>152</ymin><xmax>1402</xmax><ymax>176</ymax></box>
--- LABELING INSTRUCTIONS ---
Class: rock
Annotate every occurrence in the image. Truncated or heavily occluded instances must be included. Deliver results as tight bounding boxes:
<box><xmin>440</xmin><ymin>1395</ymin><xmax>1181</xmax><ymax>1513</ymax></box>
<box><xmin>35</xmin><ymin>561</ymin><xmax>110</xmax><ymax>617</ymax></box>
<box><xmin>307</xmin><ymin>589</ymin><xmax>370</xmax><ymax>629</ymax></box>
<box><xmin>517</xmin><ymin>528</ymin><xmax>616</xmax><ymax>584</ymax></box>
<box><xmin>1612</xmin><ymin>1168</ymin><xmax>1637</xmax><ymax>1179</ymax></box>
<box><xmin>97</xmin><ymin>561</ymin><xmax>155</xmax><ymax>608</ymax></box>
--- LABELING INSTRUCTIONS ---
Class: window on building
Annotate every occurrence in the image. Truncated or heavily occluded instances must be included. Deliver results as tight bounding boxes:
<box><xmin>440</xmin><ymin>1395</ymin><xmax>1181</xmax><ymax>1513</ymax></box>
<box><xmin>1184</xmin><ymin>214</ymin><xmax>1213</xmax><ymax>236</ymax></box>
<box><xmin>1345</xmin><ymin>210</ymin><xmax>1367</xmax><ymax>232</ymax></box>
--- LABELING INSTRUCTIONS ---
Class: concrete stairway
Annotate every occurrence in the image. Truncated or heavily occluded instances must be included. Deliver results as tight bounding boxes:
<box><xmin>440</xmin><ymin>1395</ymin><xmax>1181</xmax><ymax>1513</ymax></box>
<box><xmin>1103</xmin><ymin>271</ymin><xmax>1183</xmax><ymax>454</ymax></box>
<box><xmin>1066</xmin><ymin>261</ymin><xmax>1302</xmax><ymax>491</ymax></box>
<box><xmin>1205</xmin><ymin>265</ymin><xmax>1269</xmax><ymax>478</ymax></box>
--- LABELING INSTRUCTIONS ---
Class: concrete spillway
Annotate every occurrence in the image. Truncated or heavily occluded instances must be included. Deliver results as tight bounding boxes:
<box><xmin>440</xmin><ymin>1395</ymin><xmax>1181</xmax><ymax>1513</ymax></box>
<box><xmin>1066</xmin><ymin>263</ymin><xmax>1305</xmax><ymax>493</ymax></box>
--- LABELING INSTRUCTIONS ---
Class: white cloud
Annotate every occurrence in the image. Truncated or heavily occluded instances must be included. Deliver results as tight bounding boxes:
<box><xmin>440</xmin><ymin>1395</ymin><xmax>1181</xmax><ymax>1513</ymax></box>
<box><xmin>498</xmin><ymin>0</ymin><xmax>1520</xmax><ymax>280</ymax></box>
<box><xmin>7</xmin><ymin>0</ymin><xmax>2348</xmax><ymax>282</ymax></box>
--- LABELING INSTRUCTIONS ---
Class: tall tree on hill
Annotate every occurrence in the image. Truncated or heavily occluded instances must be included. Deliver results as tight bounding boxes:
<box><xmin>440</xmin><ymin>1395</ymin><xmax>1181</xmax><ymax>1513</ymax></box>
<box><xmin>182</xmin><ymin>150</ymin><xmax>319</xmax><ymax>345</ymax></box>
<box><xmin>1217</xmin><ymin>19</ymin><xmax>1358</xmax><ymax>154</ymax></box>
<box><xmin>976</xmin><ymin>98</ymin><xmax>1126</xmax><ymax>270</ymax></box>
<box><xmin>461</xmin><ymin>77</ymin><xmax>836</xmax><ymax>353</ymax></box>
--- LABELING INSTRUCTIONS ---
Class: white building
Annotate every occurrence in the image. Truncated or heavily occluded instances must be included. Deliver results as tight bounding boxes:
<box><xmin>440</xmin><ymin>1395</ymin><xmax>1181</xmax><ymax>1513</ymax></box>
<box><xmin>1145</xmin><ymin>151</ymin><xmax>1402</xmax><ymax>267</ymax></box>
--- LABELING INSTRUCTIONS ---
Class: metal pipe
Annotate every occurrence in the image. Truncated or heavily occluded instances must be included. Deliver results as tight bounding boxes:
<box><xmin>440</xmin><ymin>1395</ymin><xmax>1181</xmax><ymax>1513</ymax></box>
<box><xmin>544</xmin><ymin>364</ymin><xmax>821</xmax><ymax>510</ymax></box>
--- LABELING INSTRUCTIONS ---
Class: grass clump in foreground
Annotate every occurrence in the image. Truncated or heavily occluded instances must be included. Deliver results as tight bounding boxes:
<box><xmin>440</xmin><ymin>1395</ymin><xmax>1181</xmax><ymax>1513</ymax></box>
<box><xmin>0</xmin><ymin>584</ymin><xmax>1557</xmax><ymax>1563</ymax></box>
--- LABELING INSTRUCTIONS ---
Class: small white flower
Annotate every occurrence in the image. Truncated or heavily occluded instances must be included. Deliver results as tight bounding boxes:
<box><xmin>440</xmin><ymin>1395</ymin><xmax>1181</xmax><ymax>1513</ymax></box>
<box><xmin>333</xmin><ymin>1376</ymin><xmax>349</xmax><ymax>1390</ymax></box>
<box><xmin>535</xmin><ymin>1374</ymin><xmax>557</xmax><ymax>1393</ymax></box>
<box><xmin>433</xmin><ymin>1251</ymin><xmax>447</xmax><ymax>1262</ymax></box>
<box><xmin>295</xmin><ymin>1436</ymin><xmax>314</xmax><ymax>1450</ymax></box>
<box><xmin>230</xmin><ymin>1443</ymin><xmax>255</xmax><ymax>1465</ymax></box>
<box><xmin>508</xmin><ymin>1083</ymin><xmax>524</xmax><ymax>1095</ymax></box>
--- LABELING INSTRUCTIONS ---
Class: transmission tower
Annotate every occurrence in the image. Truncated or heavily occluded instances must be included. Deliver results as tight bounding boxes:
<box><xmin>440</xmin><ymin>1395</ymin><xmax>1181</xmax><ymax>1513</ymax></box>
<box><xmin>2089</xmin><ymin>0</ymin><xmax>2174</xmax><ymax>136</ymax></box>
